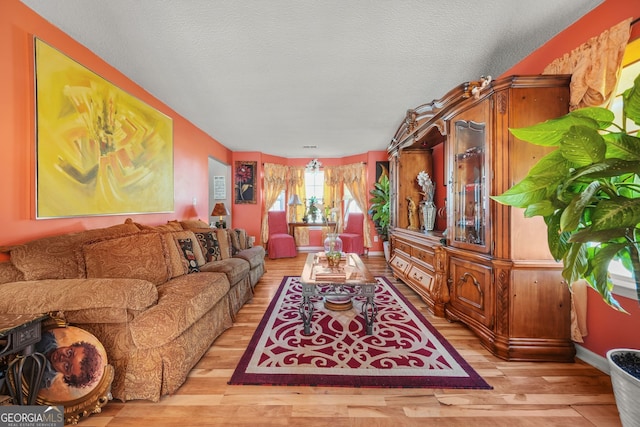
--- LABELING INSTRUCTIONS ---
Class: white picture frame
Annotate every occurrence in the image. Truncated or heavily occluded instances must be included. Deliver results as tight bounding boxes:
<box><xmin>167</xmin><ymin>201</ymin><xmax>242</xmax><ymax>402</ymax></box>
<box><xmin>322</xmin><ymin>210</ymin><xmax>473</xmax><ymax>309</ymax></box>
<box><xmin>213</xmin><ymin>176</ymin><xmax>226</xmax><ymax>199</ymax></box>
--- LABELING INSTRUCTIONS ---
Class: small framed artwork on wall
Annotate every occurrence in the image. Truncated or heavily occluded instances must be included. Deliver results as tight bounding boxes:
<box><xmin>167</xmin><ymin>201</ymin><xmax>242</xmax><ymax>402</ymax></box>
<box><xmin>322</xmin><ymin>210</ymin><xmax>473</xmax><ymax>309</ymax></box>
<box><xmin>234</xmin><ymin>161</ymin><xmax>257</xmax><ymax>204</ymax></box>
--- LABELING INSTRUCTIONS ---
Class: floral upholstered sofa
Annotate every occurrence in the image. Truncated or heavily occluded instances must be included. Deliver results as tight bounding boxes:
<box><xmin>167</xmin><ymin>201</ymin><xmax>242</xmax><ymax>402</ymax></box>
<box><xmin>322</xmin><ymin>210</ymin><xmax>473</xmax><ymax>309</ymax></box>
<box><xmin>0</xmin><ymin>219</ymin><xmax>265</xmax><ymax>402</ymax></box>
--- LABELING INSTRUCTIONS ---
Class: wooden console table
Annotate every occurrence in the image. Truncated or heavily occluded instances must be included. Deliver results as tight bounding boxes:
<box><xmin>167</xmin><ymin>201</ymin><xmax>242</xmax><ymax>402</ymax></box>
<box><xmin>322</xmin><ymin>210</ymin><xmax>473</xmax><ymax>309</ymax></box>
<box><xmin>288</xmin><ymin>221</ymin><xmax>336</xmax><ymax>236</ymax></box>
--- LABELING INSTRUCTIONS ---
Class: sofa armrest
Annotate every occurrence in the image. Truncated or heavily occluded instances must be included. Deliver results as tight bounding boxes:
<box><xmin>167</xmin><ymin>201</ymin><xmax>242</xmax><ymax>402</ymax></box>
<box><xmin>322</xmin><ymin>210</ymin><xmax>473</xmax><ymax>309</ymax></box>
<box><xmin>0</xmin><ymin>278</ymin><xmax>158</xmax><ymax>316</ymax></box>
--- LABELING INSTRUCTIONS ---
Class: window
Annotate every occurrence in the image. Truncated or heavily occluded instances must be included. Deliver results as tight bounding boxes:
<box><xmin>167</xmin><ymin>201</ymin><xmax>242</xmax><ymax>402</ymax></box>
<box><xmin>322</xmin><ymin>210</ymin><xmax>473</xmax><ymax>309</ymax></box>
<box><xmin>304</xmin><ymin>171</ymin><xmax>324</xmax><ymax>203</ymax></box>
<box><xmin>607</xmin><ymin>36</ymin><xmax>640</xmax><ymax>298</ymax></box>
<box><xmin>304</xmin><ymin>171</ymin><xmax>324</xmax><ymax>223</ymax></box>
<box><xmin>343</xmin><ymin>186</ymin><xmax>362</xmax><ymax>214</ymax></box>
<box><xmin>268</xmin><ymin>190</ymin><xmax>286</xmax><ymax>211</ymax></box>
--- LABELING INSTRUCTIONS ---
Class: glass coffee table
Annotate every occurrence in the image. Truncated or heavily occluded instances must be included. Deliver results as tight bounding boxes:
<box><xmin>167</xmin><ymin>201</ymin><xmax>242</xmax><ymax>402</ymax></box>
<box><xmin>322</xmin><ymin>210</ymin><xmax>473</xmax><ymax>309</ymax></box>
<box><xmin>299</xmin><ymin>252</ymin><xmax>378</xmax><ymax>335</ymax></box>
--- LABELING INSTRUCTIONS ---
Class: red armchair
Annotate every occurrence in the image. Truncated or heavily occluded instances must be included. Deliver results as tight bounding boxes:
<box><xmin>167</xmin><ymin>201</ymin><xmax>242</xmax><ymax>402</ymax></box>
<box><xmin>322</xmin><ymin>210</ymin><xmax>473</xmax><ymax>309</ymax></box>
<box><xmin>339</xmin><ymin>212</ymin><xmax>365</xmax><ymax>255</ymax></box>
<box><xmin>267</xmin><ymin>211</ymin><xmax>297</xmax><ymax>259</ymax></box>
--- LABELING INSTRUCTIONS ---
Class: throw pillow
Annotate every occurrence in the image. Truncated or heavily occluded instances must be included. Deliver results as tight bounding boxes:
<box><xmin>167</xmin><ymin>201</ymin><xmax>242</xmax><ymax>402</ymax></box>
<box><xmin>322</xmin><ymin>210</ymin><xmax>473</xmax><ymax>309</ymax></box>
<box><xmin>229</xmin><ymin>229</ymin><xmax>241</xmax><ymax>255</ymax></box>
<box><xmin>167</xmin><ymin>230</ymin><xmax>206</xmax><ymax>266</ymax></box>
<box><xmin>212</xmin><ymin>228</ymin><xmax>231</xmax><ymax>259</ymax></box>
<box><xmin>177</xmin><ymin>238</ymin><xmax>200</xmax><ymax>273</ymax></box>
<box><xmin>235</xmin><ymin>229</ymin><xmax>248</xmax><ymax>250</ymax></box>
<box><xmin>193</xmin><ymin>231</ymin><xmax>221</xmax><ymax>262</ymax></box>
<box><xmin>82</xmin><ymin>232</ymin><xmax>170</xmax><ymax>285</ymax></box>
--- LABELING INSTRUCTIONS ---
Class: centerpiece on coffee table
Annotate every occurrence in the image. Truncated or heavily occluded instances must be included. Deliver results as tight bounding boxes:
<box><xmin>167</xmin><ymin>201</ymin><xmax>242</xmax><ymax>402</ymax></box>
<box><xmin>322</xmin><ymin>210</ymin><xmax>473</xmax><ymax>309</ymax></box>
<box><xmin>299</xmin><ymin>253</ymin><xmax>378</xmax><ymax>335</ymax></box>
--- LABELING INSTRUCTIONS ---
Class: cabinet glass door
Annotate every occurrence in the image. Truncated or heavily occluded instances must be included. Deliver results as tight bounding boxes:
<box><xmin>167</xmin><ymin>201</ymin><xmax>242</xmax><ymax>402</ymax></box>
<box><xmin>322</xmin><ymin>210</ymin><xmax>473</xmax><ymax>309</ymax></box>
<box><xmin>452</xmin><ymin>120</ymin><xmax>487</xmax><ymax>249</ymax></box>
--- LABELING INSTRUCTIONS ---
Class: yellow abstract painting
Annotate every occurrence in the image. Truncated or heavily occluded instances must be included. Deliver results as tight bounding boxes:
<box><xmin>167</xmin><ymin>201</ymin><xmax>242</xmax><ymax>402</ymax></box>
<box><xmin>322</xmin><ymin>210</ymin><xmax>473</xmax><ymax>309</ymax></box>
<box><xmin>35</xmin><ymin>38</ymin><xmax>174</xmax><ymax>218</ymax></box>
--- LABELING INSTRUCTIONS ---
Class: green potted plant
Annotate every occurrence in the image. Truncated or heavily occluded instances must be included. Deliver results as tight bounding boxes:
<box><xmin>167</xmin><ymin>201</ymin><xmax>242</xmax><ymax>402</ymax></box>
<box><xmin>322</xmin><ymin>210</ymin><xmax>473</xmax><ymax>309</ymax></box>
<box><xmin>369</xmin><ymin>174</ymin><xmax>390</xmax><ymax>260</ymax></box>
<box><xmin>492</xmin><ymin>73</ymin><xmax>640</xmax><ymax>426</ymax></box>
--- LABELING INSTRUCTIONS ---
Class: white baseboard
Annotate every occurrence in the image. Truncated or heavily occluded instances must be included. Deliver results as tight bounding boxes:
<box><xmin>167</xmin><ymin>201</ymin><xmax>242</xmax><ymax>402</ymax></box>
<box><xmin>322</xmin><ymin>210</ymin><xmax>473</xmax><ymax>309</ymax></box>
<box><xmin>575</xmin><ymin>344</ymin><xmax>610</xmax><ymax>374</ymax></box>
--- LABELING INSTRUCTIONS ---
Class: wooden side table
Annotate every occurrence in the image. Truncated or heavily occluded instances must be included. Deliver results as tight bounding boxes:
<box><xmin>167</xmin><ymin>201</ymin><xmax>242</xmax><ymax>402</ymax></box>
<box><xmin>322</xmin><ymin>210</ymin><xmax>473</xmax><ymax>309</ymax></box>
<box><xmin>0</xmin><ymin>313</ymin><xmax>49</xmax><ymax>405</ymax></box>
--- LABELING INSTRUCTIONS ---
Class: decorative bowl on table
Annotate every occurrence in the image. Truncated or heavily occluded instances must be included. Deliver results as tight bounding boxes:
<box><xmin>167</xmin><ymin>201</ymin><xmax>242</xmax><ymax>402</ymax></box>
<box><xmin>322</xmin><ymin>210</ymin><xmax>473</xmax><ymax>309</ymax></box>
<box><xmin>326</xmin><ymin>251</ymin><xmax>342</xmax><ymax>267</ymax></box>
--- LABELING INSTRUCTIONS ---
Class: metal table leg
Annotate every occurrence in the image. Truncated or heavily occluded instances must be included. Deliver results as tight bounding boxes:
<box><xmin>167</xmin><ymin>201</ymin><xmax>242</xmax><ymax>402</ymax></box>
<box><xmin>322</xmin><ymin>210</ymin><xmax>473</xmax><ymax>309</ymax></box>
<box><xmin>299</xmin><ymin>283</ymin><xmax>315</xmax><ymax>335</ymax></box>
<box><xmin>361</xmin><ymin>284</ymin><xmax>378</xmax><ymax>335</ymax></box>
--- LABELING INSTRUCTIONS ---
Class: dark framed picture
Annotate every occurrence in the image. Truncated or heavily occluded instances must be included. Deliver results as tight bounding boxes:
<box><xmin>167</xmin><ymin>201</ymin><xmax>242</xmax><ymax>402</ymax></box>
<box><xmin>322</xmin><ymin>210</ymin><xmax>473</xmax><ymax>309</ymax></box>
<box><xmin>375</xmin><ymin>161</ymin><xmax>389</xmax><ymax>183</ymax></box>
<box><xmin>235</xmin><ymin>161</ymin><xmax>257</xmax><ymax>204</ymax></box>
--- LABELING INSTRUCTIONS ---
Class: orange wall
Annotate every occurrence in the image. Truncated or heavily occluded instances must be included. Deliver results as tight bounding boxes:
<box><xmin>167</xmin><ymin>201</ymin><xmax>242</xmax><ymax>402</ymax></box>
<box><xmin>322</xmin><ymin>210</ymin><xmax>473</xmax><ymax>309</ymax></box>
<box><xmin>502</xmin><ymin>0</ymin><xmax>640</xmax><ymax>357</ymax></box>
<box><xmin>0</xmin><ymin>0</ymin><xmax>231</xmax><ymax>257</ymax></box>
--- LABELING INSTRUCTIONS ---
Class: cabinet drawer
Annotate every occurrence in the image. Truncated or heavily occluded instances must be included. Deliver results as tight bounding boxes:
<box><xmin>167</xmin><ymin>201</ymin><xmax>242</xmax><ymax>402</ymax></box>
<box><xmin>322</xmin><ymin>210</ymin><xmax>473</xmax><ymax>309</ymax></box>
<box><xmin>412</xmin><ymin>247</ymin><xmax>434</xmax><ymax>268</ymax></box>
<box><xmin>394</xmin><ymin>240</ymin><xmax>412</xmax><ymax>255</ymax></box>
<box><xmin>389</xmin><ymin>253</ymin><xmax>410</xmax><ymax>276</ymax></box>
<box><xmin>449</xmin><ymin>258</ymin><xmax>493</xmax><ymax>327</ymax></box>
<box><xmin>407</xmin><ymin>264</ymin><xmax>434</xmax><ymax>294</ymax></box>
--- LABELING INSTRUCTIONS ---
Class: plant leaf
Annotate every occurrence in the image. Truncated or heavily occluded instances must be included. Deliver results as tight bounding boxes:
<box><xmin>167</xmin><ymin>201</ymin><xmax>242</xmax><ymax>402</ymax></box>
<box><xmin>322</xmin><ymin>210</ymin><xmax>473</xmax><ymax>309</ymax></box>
<box><xmin>603</xmin><ymin>132</ymin><xmax>640</xmax><ymax>160</ymax></box>
<box><xmin>591</xmin><ymin>196</ymin><xmax>640</xmax><ymax>232</ymax></box>
<box><xmin>623</xmin><ymin>73</ymin><xmax>640</xmax><ymax>127</ymax></box>
<box><xmin>562</xmin><ymin>242</ymin><xmax>588</xmax><ymax>285</ymax></box>
<box><xmin>584</xmin><ymin>243</ymin><xmax>625</xmax><ymax>312</ymax></box>
<box><xmin>523</xmin><ymin>200</ymin><xmax>555</xmax><ymax>217</ymax></box>
<box><xmin>569</xmin><ymin>107</ymin><xmax>615</xmax><ymax>129</ymax></box>
<box><xmin>509</xmin><ymin>114</ymin><xmax>600</xmax><ymax>146</ymax></box>
<box><xmin>546</xmin><ymin>212</ymin><xmax>570</xmax><ymax>260</ymax></box>
<box><xmin>559</xmin><ymin>126</ymin><xmax>605</xmax><ymax>166</ymax></box>
<box><xmin>569</xmin><ymin>227</ymin><xmax>631</xmax><ymax>243</ymax></box>
<box><xmin>570</xmin><ymin>158</ymin><xmax>640</xmax><ymax>181</ymax></box>
<box><xmin>491</xmin><ymin>150</ymin><xmax>568</xmax><ymax>207</ymax></box>
<box><xmin>560</xmin><ymin>181</ymin><xmax>600</xmax><ymax>232</ymax></box>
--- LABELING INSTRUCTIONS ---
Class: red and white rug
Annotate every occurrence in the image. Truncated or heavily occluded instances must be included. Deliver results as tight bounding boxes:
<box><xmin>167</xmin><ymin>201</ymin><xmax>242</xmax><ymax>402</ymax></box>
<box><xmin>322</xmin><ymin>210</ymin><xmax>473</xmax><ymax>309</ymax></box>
<box><xmin>229</xmin><ymin>276</ymin><xmax>491</xmax><ymax>389</ymax></box>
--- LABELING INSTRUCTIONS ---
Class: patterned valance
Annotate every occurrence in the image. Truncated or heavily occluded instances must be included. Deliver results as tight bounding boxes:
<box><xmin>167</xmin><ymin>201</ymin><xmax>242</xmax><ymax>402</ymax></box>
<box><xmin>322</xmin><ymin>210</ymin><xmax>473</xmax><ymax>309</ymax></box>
<box><xmin>543</xmin><ymin>18</ymin><xmax>632</xmax><ymax>110</ymax></box>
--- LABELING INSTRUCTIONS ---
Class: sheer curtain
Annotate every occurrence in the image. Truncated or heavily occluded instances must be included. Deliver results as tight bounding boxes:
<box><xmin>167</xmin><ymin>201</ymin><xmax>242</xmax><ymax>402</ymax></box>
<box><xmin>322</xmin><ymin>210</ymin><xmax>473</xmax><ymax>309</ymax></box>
<box><xmin>288</xmin><ymin>166</ymin><xmax>308</xmax><ymax>245</ymax></box>
<box><xmin>543</xmin><ymin>18</ymin><xmax>632</xmax><ymax>110</ymax></box>
<box><xmin>323</xmin><ymin>166</ymin><xmax>343</xmax><ymax>235</ymax></box>
<box><xmin>260</xmin><ymin>163</ymin><xmax>289</xmax><ymax>244</ymax></box>
<box><xmin>338</xmin><ymin>163</ymin><xmax>372</xmax><ymax>249</ymax></box>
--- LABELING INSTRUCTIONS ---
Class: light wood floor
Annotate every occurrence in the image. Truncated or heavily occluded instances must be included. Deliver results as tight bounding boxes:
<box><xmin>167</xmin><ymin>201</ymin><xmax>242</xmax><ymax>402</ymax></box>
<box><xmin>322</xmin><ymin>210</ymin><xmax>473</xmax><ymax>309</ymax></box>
<box><xmin>87</xmin><ymin>254</ymin><xmax>621</xmax><ymax>426</ymax></box>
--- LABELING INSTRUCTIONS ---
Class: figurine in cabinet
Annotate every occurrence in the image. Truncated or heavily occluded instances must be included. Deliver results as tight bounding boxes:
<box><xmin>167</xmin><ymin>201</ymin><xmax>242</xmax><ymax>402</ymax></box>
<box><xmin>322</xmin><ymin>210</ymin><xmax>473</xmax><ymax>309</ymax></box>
<box><xmin>406</xmin><ymin>197</ymin><xmax>419</xmax><ymax>230</ymax></box>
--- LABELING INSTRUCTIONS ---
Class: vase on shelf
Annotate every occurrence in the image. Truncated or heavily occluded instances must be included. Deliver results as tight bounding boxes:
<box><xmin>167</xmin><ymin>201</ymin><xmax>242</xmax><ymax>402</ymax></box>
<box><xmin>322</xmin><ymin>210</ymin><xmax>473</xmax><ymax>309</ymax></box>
<box><xmin>323</xmin><ymin>233</ymin><xmax>343</xmax><ymax>267</ymax></box>
<box><xmin>420</xmin><ymin>200</ymin><xmax>437</xmax><ymax>232</ymax></box>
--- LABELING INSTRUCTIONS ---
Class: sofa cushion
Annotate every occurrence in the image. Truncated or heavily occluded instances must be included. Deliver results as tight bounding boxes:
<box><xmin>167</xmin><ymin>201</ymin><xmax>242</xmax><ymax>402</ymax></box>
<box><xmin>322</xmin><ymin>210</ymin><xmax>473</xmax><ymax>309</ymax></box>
<box><xmin>130</xmin><ymin>219</ymin><xmax>183</xmax><ymax>232</ymax></box>
<box><xmin>199</xmin><ymin>257</ymin><xmax>250</xmax><ymax>286</ymax></box>
<box><xmin>177</xmin><ymin>238</ymin><xmax>200</xmax><ymax>273</ymax></box>
<box><xmin>82</xmin><ymin>232</ymin><xmax>170</xmax><ymax>286</ymax></box>
<box><xmin>234</xmin><ymin>246</ymin><xmax>266</xmax><ymax>269</ymax></box>
<box><xmin>0</xmin><ymin>278</ymin><xmax>158</xmax><ymax>318</ymax></box>
<box><xmin>9</xmin><ymin>223</ymin><xmax>140</xmax><ymax>281</ymax></box>
<box><xmin>179</xmin><ymin>219</ymin><xmax>210</xmax><ymax>230</ymax></box>
<box><xmin>0</xmin><ymin>261</ymin><xmax>25</xmax><ymax>285</ymax></box>
<box><xmin>193</xmin><ymin>231</ymin><xmax>222</xmax><ymax>262</ymax></box>
<box><xmin>129</xmin><ymin>272</ymin><xmax>230</xmax><ymax>349</ymax></box>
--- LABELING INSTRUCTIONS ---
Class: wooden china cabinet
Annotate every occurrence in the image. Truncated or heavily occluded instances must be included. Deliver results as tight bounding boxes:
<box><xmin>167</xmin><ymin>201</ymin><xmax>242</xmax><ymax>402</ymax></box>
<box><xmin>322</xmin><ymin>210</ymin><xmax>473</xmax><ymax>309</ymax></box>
<box><xmin>387</xmin><ymin>75</ymin><xmax>576</xmax><ymax>362</ymax></box>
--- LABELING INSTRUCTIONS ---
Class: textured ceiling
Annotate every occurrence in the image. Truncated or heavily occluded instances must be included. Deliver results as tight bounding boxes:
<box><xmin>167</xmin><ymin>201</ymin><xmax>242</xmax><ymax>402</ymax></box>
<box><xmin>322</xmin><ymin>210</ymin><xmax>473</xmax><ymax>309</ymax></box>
<box><xmin>21</xmin><ymin>0</ymin><xmax>602</xmax><ymax>158</ymax></box>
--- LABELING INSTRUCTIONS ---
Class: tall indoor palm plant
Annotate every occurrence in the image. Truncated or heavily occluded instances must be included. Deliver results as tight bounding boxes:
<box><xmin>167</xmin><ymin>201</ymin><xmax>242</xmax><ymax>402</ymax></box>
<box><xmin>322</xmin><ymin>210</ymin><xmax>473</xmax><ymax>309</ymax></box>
<box><xmin>368</xmin><ymin>174</ymin><xmax>390</xmax><ymax>242</ymax></box>
<box><xmin>492</xmin><ymin>73</ymin><xmax>640</xmax><ymax>312</ymax></box>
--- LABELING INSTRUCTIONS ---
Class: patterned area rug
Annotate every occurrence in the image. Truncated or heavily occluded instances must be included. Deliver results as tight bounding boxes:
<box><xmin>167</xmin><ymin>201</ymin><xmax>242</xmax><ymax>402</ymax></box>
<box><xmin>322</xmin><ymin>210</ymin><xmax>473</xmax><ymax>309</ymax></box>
<box><xmin>229</xmin><ymin>276</ymin><xmax>491</xmax><ymax>389</ymax></box>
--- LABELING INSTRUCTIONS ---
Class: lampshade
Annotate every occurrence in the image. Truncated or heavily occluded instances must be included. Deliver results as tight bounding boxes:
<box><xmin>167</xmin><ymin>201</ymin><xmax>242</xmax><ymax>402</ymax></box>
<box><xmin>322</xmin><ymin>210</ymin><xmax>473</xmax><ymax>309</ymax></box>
<box><xmin>211</xmin><ymin>202</ymin><xmax>230</xmax><ymax>217</ymax></box>
<box><xmin>288</xmin><ymin>194</ymin><xmax>302</xmax><ymax>206</ymax></box>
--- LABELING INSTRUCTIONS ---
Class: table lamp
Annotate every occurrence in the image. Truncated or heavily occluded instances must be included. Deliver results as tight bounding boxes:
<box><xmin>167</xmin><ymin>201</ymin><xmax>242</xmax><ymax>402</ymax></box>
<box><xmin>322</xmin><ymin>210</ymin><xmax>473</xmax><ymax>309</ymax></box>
<box><xmin>211</xmin><ymin>202</ymin><xmax>230</xmax><ymax>228</ymax></box>
<box><xmin>288</xmin><ymin>194</ymin><xmax>302</xmax><ymax>222</ymax></box>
